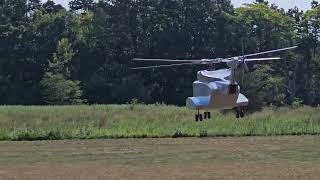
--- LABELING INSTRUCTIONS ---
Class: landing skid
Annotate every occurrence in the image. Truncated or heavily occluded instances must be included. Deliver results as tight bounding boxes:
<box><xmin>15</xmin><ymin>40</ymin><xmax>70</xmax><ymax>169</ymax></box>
<box><xmin>195</xmin><ymin>110</ymin><xmax>211</xmax><ymax>122</ymax></box>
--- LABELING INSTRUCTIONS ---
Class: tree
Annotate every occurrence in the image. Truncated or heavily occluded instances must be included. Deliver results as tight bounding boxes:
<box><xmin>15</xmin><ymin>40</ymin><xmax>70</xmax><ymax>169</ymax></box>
<box><xmin>234</xmin><ymin>3</ymin><xmax>296</xmax><ymax>107</ymax></box>
<box><xmin>48</xmin><ymin>38</ymin><xmax>75</xmax><ymax>77</ymax></box>
<box><xmin>235</xmin><ymin>3</ymin><xmax>294</xmax><ymax>50</ymax></box>
<box><xmin>297</xmin><ymin>6</ymin><xmax>320</xmax><ymax>105</ymax></box>
<box><xmin>311</xmin><ymin>0</ymin><xmax>319</xmax><ymax>9</ymax></box>
<box><xmin>0</xmin><ymin>0</ymin><xmax>42</xmax><ymax>104</ymax></box>
<box><xmin>42</xmin><ymin>0</ymin><xmax>65</xmax><ymax>13</ymax></box>
<box><xmin>69</xmin><ymin>0</ymin><xmax>95</xmax><ymax>13</ymax></box>
<box><xmin>40</xmin><ymin>73</ymin><xmax>83</xmax><ymax>105</ymax></box>
<box><xmin>41</xmin><ymin>38</ymin><xmax>84</xmax><ymax>105</ymax></box>
<box><xmin>1</xmin><ymin>0</ymin><xmax>320</xmax><ymax>109</ymax></box>
<box><xmin>240</xmin><ymin>65</ymin><xmax>286</xmax><ymax>110</ymax></box>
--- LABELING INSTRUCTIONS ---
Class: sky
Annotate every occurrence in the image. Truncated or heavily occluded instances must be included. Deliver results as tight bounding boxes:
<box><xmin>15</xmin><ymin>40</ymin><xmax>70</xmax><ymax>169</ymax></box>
<box><xmin>48</xmin><ymin>0</ymin><xmax>315</xmax><ymax>10</ymax></box>
<box><xmin>232</xmin><ymin>0</ymin><xmax>314</xmax><ymax>10</ymax></box>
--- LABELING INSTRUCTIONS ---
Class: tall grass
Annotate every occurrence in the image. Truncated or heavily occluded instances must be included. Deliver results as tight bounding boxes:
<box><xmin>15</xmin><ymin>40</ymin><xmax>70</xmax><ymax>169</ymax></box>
<box><xmin>0</xmin><ymin>105</ymin><xmax>319</xmax><ymax>140</ymax></box>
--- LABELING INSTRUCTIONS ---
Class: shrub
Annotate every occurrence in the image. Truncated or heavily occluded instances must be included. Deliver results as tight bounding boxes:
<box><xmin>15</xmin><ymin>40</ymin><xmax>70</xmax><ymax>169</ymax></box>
<box><xmin>41</xmin><ymin>73</ymin><xmax>84</xmax><ymax>105</ymax></box>
<box><xmin>292</xmin><ymin>97</ymin><xmax>304</xmax><ymax>108</ymax></box>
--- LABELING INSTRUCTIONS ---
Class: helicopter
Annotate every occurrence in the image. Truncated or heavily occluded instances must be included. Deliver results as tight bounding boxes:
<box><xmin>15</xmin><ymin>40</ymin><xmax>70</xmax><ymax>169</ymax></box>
<box><xmin>132</xmin><ymin>46</ymin><xmax>297</xmax><ymax>121</ymax></box>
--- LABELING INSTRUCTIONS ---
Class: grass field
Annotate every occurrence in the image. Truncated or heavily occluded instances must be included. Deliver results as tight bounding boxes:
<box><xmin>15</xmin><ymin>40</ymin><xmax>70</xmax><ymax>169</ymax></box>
<box><xmin>0</xmin><ymin>136</ymin><xmax>320</xmax><ymax>180</ymax></box>
<box><xmin>0</xmin><ymin>105</ymin><xmax>319</xmax><ymax>140</ymax></box>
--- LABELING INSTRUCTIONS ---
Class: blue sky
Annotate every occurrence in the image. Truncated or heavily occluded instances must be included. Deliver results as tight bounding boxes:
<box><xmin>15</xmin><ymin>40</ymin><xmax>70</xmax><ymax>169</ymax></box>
<box><xmin>48</xmin><ymin>0</ymin><xmax>315</xmax><ymax>10</ymax></box>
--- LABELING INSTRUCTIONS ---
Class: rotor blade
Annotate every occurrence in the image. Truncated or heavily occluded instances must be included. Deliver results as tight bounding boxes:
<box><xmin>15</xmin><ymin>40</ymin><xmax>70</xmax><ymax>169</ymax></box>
<box><xmin>244</xmin><ymin>57</ymin><xmax>281</xmax><ymax>62</ymax></box>
<box><xmin>240</xmin><ymin>46</ymin><xmax>297</xmax><ymax>58</ymax></box>
<box><xmin>133</xmin><ymin>58</ymin><xmax>199</xmax><ymax>62</ymax></box>
<box><xmin>131</xmin><ymin>62</ymin><xmax>197</xmax><ymax>70</ymax></box>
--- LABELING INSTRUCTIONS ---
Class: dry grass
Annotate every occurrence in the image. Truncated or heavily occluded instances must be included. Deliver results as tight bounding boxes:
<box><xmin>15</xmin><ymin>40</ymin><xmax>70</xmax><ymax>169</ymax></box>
<box><xmin>0</xmin><ymin>136</ymin><xmax>320</xmax><ymax>179</ymax></box>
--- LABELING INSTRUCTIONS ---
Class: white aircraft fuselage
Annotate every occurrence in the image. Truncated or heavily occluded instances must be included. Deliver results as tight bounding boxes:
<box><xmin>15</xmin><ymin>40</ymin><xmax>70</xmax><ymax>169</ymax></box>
<box><xmin>186</xmin><ymin>68</ymin><xmax>249</xmax><ymax>110</ymax></box>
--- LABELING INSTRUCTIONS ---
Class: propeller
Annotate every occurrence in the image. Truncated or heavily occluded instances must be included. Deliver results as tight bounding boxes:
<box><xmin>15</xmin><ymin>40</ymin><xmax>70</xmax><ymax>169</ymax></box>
<box><xmin>130</xmin><ymin>62</ymin><xmax>198</xmax><ymax>70</ymax></box>
<box><xmin>239</xmin><ymin>46</ymin><xmax>297</xmax><ymax>58</ymax></box>
<box><xmin>131</xmin><ymin>46</ymin><xmax>296</xmax><ymax>70</ymax></box>
<box><xmin>133</xmin><ymin>58</ymin><xmax>199</xmax><ymax>63</ymax></box>
<box><xmin>244</xmin><ymin>57</ymin><xmax>281</xmax><ymax>62</ymax></box>
<box><xmin>131</xmin><ymin>58</ymin><xmax>226</xmax><ymax>70</ymax></box>
<box><xmin>133</xmin><ymin>58</ymin><xmax>225</xmax><ymax>64</ymax></box>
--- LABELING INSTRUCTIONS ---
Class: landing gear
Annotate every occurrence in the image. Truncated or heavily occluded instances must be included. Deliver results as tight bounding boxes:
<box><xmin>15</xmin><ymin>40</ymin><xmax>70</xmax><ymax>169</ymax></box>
<box><xmin>195</xmin><ymin>110</ymin><xmax>211</xmax><ymax>122</ymax></box>
<box><xmin>204</xmin><ymin>112</ymin><xmax>211</xmax><ymax>119</ymax></box>
<box><xmin>240</xmin><ymin>109</ymin><xmax>244</xmax><ymax>118</ymax></box>
<box><xmin>195</xmin><ymin>112</ymin><xmax>203</xmax><ymax>122</ymax></box>
<box><xmin>235</xmin><ymin>108</ymin><xmax>245</xmax><ymax>119</ymax></box>
<box><xmin>195</xmin><ymin>109</ymin><xmax>200</xmax><ymax>122</ymax></box>
<box><xmin>199</xmin><ymin>114</ymin><xmax>203</xmax><ymax>121</ymax></box>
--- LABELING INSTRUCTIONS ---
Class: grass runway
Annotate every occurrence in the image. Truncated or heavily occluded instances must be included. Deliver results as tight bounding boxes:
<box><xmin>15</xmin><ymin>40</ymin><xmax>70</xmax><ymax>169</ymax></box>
<box><xmin>0</xmin><ymin>105</ymin><xmax>319</xmax><ymax>140</ymax></box>
<box><xmin>0</xmin><ymin>136</ymin><xmax>320</xmax><ymax>180</ymax></box>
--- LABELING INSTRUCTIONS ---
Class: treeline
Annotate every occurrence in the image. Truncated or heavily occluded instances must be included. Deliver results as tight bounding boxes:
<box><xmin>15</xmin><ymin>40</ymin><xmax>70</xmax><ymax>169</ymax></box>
<box><xmin>0</xmin><ymin>0</ymin><xmax>320</xmax><ymax>109</ymax></box>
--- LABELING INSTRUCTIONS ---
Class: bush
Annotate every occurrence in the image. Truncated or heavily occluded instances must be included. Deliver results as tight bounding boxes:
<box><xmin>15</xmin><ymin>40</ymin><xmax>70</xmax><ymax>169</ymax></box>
<box><xmin>292</xmin><ymin>97</ymin><xmax>304</xmax><ymax>108</ymax></box>
<box><xmin>40</xmin><ymin>73</ymin><xmax>84</xmax><ymax>105</ymax></box>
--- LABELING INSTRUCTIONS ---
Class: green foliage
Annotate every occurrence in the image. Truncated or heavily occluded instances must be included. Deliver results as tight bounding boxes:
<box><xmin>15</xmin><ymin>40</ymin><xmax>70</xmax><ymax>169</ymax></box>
<box><xmin>128</xmin><ymin>98</ymin><xmax>140</xmax><ymax>111</ymax></box>
<box><xmin>235</xmin><ymin>3</ymin><xmax>295</xmax><ymax>48</ymax></box>
<box><xmin>292</xmin><ymin>97</ymin><xmax>304</xmax><ymax>108</ymax></box>
<box><xmin>240</xmin><ymin>65</ymin><xmax>286</xmax><ymax>110</ymax></box>
<box><xmin>48</xmin><ymin>38</ymin><xmax>75</xmax><ymax>77</ymax></box>
<box><xmin>0</xmin><ymin>0</ymin><xmax>320</xmax><ymax>110</ymax></box>
<box><xmin>40</xmin><ymin>73</ymin><xmax>83</xmax><ymax>105</ymax></box>
<box><xmin>40</xmin><ymin>37</ymin><xmax>84</xmax><ymax>105</ymax></box>
<box><xmin>69</xmin><ymin>0</ymin><xmax>95</xmax><ymax>12</ymax></box>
